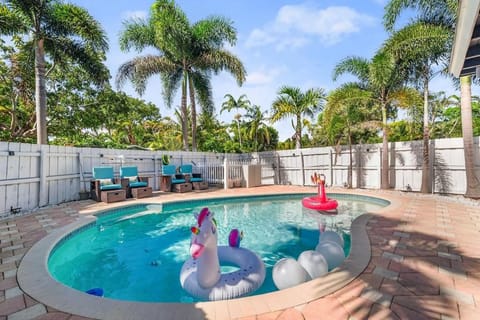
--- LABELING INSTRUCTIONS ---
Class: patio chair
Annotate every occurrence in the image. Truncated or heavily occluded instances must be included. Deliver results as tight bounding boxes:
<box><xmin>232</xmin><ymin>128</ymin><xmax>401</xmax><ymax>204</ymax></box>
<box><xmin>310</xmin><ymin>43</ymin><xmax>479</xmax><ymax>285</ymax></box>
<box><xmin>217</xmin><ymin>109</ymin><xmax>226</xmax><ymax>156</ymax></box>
<box><xmin>161</xmin><ymin>164</ymin><xmax>192</xmax><ymax>193</ymax></box>
<box><xmin>119</xmin><ymin>166</ymin><xmax>152</xmax><ymax>198</ymax></box>
<box><xmin>90</xmin><ymin>167</ymin><xmax>126</xmax><ymax>203</ymax></box>
<box><xmin>179</xmin><ymin>164</ymin><xmax>208</xmax><ymax>190</ymax></box>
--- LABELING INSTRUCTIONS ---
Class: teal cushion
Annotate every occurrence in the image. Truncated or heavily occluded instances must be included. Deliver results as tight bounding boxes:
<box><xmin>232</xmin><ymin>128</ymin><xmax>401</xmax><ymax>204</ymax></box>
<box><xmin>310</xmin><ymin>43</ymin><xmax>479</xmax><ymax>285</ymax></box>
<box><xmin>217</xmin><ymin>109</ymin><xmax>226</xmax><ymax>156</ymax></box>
<box><xmin>172</xmin><ymin>178</ymin><xmax>186</xmax><ymax>184</ymax></box>
<box><xmin>190</xmin><ymin>178</ymin><xmax>203</xmax><ymax>182</ymax></box>
<box><xmin>130</xmin><ymin>181</ymin><xmax>147</xmax><ymax>188</ymax></box>
<box><xmin>100</xmin><ymin>184</ymin><xmax>122</xmax><ymax>191</ymax></box>
<box><xmin>93</xmin><ymin>167</ymin><xmax>115</xmax><ymax>180</ymax></box>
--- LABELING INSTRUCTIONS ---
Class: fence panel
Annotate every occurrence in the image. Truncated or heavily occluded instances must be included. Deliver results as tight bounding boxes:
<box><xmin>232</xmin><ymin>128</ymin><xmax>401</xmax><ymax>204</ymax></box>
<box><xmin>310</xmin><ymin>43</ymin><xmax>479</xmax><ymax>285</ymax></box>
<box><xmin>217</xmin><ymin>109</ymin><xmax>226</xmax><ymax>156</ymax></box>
<box><xmin>0</xmin><ymin>136</ymin><xmax>479</xmax><ymax>218</ymax></box>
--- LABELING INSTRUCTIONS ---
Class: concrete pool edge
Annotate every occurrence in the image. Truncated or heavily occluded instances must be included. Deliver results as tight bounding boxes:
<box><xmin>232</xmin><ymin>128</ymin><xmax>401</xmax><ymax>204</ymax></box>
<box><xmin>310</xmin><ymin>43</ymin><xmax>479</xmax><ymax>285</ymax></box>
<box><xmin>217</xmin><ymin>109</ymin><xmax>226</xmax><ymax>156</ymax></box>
<box><xmin>17</xmin><ymin>192</ymin><xmax>393</xmax><ymax>320</ymax></box>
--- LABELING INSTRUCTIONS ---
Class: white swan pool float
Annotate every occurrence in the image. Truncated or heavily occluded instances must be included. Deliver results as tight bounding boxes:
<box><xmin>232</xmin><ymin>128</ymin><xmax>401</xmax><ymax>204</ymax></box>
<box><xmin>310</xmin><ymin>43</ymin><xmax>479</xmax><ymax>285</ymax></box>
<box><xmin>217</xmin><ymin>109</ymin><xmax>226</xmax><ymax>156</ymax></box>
<box><xmin>180</xmin><ymin>208</ymin><xmax>265</xmax><ymax>301</ymax></box>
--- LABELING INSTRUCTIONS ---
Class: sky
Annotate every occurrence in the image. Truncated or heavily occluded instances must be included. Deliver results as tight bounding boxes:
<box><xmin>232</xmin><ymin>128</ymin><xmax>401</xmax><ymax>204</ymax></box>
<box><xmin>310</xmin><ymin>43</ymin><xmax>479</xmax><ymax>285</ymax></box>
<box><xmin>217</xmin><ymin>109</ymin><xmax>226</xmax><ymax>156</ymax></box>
<box><xmin>73</xmin><ymin>0</ymin><xmax>469</xmax><ymax>141</ymax></box>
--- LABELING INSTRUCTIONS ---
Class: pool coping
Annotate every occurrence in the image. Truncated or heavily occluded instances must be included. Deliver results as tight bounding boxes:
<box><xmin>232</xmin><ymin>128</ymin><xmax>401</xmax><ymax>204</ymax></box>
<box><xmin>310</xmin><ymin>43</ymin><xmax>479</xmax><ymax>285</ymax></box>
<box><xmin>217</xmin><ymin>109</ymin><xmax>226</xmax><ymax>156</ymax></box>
<box><xmin>17</xmin><ymin>192</ymin><xmax>397</xmax><ymax>320</ymax></box>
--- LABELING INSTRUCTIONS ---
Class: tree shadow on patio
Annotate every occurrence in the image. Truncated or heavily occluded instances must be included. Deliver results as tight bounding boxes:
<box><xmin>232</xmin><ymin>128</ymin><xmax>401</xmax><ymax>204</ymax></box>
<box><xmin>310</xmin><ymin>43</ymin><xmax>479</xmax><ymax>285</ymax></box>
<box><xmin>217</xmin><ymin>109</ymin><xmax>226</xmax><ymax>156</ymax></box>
<box><xmin>324</xmin><ymin>211</ymin><xmax>480</xmax><ymax>319</ymax></box>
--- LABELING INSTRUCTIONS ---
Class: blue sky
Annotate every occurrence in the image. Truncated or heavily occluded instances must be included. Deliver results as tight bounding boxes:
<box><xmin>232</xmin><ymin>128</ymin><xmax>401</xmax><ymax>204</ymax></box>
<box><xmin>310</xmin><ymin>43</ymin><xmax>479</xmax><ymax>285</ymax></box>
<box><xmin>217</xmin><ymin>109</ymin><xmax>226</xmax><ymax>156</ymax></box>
<box><xmin>74</xmin><ymin>0</ymin><xmax>465</xmax><ymax>141</ymax></box>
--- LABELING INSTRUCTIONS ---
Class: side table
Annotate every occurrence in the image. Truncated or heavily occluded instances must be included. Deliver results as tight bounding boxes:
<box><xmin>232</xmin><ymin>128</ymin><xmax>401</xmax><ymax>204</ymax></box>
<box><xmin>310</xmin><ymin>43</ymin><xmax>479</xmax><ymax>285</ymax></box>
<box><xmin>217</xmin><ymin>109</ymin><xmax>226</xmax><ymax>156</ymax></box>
<box><xmin>160</xmin><ymin>175</ymin><xmax>172</xmax><ymax>192</ymax></box>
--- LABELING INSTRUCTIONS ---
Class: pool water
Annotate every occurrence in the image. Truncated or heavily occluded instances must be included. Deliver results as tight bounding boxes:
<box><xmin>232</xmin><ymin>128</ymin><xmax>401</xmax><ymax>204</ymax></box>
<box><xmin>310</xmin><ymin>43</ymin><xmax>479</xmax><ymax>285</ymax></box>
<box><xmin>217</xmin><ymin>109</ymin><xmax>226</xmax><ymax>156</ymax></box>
<box><xmin>48</xmin><ymin>194</ymin><xmax>387</xmax><ymax>303</ymax></box>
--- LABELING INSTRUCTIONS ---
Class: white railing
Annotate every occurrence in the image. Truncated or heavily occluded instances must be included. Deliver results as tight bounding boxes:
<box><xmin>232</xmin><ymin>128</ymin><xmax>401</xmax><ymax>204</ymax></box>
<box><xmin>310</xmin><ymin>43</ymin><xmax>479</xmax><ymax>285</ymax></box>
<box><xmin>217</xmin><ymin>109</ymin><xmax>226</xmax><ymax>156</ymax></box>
<box><xmin>1</xmin><ymin>136</ymin><xmax>478</xmax><ymax>218</ymax></box>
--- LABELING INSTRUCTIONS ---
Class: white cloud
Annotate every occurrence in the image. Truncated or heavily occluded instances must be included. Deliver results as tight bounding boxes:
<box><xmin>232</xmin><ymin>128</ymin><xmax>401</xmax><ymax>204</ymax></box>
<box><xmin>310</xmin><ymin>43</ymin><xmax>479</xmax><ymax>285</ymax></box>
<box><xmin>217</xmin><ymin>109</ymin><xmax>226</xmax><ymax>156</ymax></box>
<box><xmin>246</xmin><ymin>67</ymin><xmax>285</xmax><ymax>86</ymax></box>
<box><xmin>246</xmin><ymin>4</ymin><xmax>376</xmax><ymax>50</ymax></box>
<box><xmin>122</xmin><ymin>10</ymin><xmax>148</xmax><ymax>20</ymax></box>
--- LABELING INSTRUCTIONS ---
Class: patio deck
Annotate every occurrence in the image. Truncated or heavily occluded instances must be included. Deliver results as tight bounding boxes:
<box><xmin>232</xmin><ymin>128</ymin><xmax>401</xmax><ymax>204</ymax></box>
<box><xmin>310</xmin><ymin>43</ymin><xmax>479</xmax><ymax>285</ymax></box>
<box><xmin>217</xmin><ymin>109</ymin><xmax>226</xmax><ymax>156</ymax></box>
<box><xmin>0</xmin><ymin>186</ymin><xmax>479</xmax><ymax>319</ymax></box>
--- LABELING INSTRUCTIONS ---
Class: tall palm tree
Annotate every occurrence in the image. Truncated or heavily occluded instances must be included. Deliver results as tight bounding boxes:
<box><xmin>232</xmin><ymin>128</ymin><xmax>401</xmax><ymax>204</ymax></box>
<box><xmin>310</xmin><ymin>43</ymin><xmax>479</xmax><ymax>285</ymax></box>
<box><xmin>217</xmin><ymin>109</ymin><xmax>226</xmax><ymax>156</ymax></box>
<box><xmin>333</xmin><ymin>51</ymin><xmax>410</xmax><ymax>189</ymax></box>
<box><xmin>0</xmin><ymin>0</ymin><xmax>109</xmax><ymax>144</ymax></box>
<box><xmin>221</xmin><ymin>94</ymin><xmax>251</xmax><ymax>149</ymax></box>
<box><xmin>116</xmin><ymin>0</ymin><xmax>246</xmax><ymax>151</ymax></box>
<box><xmin>384</xmin><ymin>22</ymin><xmax>451</xmax><ymax>193</ymax></box>
<box><xmin>271</xmin><ymin>86</ymin><xmax>325</xmax><ymax>150</ymax></box>
<box><xmin>324</xmin><ymin>84</ymin><xmax>377</xmax><ymax>188</ymax></box>
<box><xmin>245</xmin><ymin>105</ymin><xmax>270</xmax><ymax>152</ymax></box>
<box><xmin>384</xmin><ymin>0</ymin><xmax>480</xmax><ymax>197</ymax></box>
<box><xmin>460</xmin><ymin>76</ymin><xmax>480</xmax><ymax>198</ymax></box>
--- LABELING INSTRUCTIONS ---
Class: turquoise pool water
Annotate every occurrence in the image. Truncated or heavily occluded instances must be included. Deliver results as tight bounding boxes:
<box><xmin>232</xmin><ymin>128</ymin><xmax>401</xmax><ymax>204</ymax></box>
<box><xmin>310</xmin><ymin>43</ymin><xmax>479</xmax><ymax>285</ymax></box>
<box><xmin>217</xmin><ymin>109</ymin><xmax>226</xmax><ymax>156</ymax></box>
<box><xmin>48</xmin><ymin>194</ymin><xmax>388</xmax><ymax>303</ymax></box>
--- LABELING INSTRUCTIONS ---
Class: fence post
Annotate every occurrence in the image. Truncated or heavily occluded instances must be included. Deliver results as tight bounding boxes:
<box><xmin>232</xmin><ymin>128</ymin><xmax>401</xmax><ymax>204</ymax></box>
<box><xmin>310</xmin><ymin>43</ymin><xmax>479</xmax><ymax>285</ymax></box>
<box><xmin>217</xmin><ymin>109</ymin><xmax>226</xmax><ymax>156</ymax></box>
<box><xmin>39</xmin><ymin>146</ymin><xmax>48</xmax><ymax>207</ymax></box>
<box><xmin>224</xmin><ymin>156</ymin><xmax>228</xmax><ymax>190</ymax></box>
<box><xmin>378</xmin><ymin>148</ymin><xmax>382</xmax><ymax>189</ymax></box>
<box><xmin>328</xmin><ymin>149</ymin><xmax>333</xmax><ymax>186</ymax></box>
<box><xmin>153</xmin><ymin>154</ymin><xmax>159</xmax><ymax>191</ymax></box>
<box><xmin>78</xmin><ymin>152</ymin><xmax>85</xmax><ymax>192</ymax></box>
<box><xmin>356</xmin><ymin>146</ymin><xmax>361</xmax><ymax>188</ymax></box>
<box><xmin>300</xmin><ymin>152</ymin><xmax>305</xmax><ymax>186</ymax></box>
<box><xmin>276</xmin><ymin>154</ymin><xmax>281</xmax><ymax>185</ymax></box>
<box><xmin>430</xmin><ymin>140</ymin><xmax>435</xmax><ymax>193</ymax></box>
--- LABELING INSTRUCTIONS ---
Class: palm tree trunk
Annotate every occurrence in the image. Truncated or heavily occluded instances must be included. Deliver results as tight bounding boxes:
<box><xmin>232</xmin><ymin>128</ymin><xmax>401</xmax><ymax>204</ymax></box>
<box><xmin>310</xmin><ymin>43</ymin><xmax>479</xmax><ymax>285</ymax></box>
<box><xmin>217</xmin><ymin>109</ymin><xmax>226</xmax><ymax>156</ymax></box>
<box><xmin>35</xmin><ymin>38</ymin><xmax>47</xmax><ymax>144</ymax></box>
<box><xmin>295</xmin><ymin>114</ymin><xmax>302</xmax><ymax>150</ymax></box>
<box><xmin>460</xmin><ymin>76</ymin><xmax>480</xmax><ymax>198</ymax></box>
<box><xmin>181</xmin><ymin>73</ymin><xmax>189</xmax><ymax>151</ymax></box>
<box><xmin>381</xmin><ymin>103</ymin><xmax>389</xmax><ymax>189</ymax></box>
<box><xmin>420</xmin><ymin>76</ymin><xmax>431</xmax><ymax>193</ymax></box>
<box><xmin>188</xmin><ymin>76</ymin><xmax>197</xmax><ymax>151</ymax></box>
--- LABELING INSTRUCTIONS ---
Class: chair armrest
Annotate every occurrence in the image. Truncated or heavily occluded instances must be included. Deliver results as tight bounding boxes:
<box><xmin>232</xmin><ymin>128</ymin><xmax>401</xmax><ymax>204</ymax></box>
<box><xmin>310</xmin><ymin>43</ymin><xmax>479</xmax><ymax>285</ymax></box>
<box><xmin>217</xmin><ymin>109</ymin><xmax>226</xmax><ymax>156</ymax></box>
<box><xmin>90</xmin><ymin>180</ymin><xmax>101</xmax><ymax>201</ymax></box>
<box><xmin>117</xmin><ymin>178</ymin><xmax>129</xmax><ymax>189</ymax></box>
<box><xmin>90</xmin><ymin>180</ymin><xmax>101</xmax><ymax>190</ymax></box>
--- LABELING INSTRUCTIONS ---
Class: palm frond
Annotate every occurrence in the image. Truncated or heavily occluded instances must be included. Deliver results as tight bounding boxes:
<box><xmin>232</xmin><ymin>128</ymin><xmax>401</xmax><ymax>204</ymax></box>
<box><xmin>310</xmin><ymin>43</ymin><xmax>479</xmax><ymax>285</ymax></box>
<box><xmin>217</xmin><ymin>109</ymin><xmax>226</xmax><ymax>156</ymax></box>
<box><xmin>116</xmin><ymin>55</ymin><xmax>176</xmax><ymax>94</ymax></box>
<box><xmin>161</xmin><ymin>69</ymin><xmax>182</xmax><ymax>108</ymax></box>
<box><xmin>46</xmin><ymin>2</ymin><xmax>108</xmax><ymax>52</ymax></box>
<box><xmin>119</xmin><ymin>18</ymin><xmax>155</xmax><ymax>52</ymax></box>
<box><xmin>44</xmin><ymin>37</ymin><xmax>109</xmax><ymax>84</ymax></box>
<box><xmin>192</xmin><ymin>16</ymin><xmax>237</xmax><ymax>49</ymax></box>
<box><xmin>199</xmin><ymin>49</ymin><xmax>246</xmax><ymax>85</ymax></box>
<box><xmin>332</xmin><ymin>56</ymin><xmax>370</xmax><ymax>83</ymax></box>
<box><xmin>190</xmin><ymin>71</ymin><xmax>214</xmax><ymax>113</ymax></box>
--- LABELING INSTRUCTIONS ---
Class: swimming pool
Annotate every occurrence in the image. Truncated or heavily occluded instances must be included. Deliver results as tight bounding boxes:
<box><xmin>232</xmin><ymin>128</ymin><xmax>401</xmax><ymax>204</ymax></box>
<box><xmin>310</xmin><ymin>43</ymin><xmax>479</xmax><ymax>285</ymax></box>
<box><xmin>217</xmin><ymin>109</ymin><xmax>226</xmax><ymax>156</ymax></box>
<box><xmin>47</xmin><ymin>193</ymin><xmax>388</xmax><ymax>303</ymax></box>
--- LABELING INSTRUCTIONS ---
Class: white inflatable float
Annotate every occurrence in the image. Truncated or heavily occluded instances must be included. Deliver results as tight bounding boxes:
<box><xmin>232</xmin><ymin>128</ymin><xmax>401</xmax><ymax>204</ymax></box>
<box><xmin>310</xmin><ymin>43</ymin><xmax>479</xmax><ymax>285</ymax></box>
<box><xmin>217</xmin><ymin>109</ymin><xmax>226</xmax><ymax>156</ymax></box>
<box><xmin>180</xmin><ymin>208</ymin><xmax>265</xmax><ymax>301</ymax></box>
<box><xmin>272</xmin><ymin>227</ymin><xmax>345</xmax><ymax>290</ymax></box>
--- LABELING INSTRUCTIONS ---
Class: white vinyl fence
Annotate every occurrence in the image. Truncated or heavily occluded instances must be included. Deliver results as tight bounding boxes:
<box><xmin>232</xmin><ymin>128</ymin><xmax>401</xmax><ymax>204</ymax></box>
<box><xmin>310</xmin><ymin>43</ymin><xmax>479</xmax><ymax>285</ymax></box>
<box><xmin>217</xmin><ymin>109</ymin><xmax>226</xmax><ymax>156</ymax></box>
<box><xmin>0</xmin><ymin>136</ymin><xmax>478</xmax><ymax>218</ymax></box>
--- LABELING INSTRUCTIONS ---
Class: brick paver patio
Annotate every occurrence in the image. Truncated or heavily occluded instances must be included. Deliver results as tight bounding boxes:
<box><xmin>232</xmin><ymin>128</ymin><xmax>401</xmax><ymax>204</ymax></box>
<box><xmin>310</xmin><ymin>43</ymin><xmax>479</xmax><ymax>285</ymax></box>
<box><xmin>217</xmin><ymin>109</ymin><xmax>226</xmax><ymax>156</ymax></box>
<box><xmin>0</xmin><ymin>186</ymin><xmax>478</xmax><ymax>319</ymax></box>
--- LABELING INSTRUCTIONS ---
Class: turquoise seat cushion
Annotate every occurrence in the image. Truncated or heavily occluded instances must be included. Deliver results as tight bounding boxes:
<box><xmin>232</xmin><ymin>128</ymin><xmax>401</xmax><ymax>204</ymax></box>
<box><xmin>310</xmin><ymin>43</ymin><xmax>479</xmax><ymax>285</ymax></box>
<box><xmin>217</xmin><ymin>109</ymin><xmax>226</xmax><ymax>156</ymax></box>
<box><xmin>190</xmin><ymin>177</ymin><xmax>203</xmax><ymax>182</ymax></box>
<box><xmin>172</xmin><ymin>178</ymin><xmax>186</xmax><ymax>184</ymax></box>
<box><xmin>100</xmin><ymin>183</ymin><xmax>122</xmax><ymax>191</ymax></box>
<box><xmin>130</xmin><ymin>181</ymin><xmax>147</xmax><ymax>188</ymax></box>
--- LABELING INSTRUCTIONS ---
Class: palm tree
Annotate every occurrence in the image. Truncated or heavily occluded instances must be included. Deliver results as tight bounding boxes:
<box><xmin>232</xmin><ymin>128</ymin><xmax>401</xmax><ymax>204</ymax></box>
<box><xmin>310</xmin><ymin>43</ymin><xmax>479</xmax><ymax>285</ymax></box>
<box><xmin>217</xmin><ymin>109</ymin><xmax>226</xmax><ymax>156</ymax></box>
<box><xmin>221</xmin><ymin>94</ymin><xmax>251</xmax><ymax>149</ymax></box>
<box><xmin>324</xmin><ymin>84</ymin><xmax>377</xmax><ymax>188</ymax></box>
<box><xmin>0</xmin><ymin>0</ymin><xmax>109</xmax><ymax>144</ymax></box>
<box><xmin>460</xmin><ymin>76</ymin><xmax>480</xmax><ymax>198</ymax></box>
<box><xmin>245</xmin><ymin>105</ymin><xmax>270</xmax><ymax>152</ymax></box>
<box><xmin>271</xmin><ymin>86</ymin><xmax>325</xmax><ymax>150</ymax></box>
<box><xmin>384</xmin><ymin>0</ymin><xmax>480</xmax><ymax>198</ymax></box>
<box><xmin>384</xmin><ymin>22</ymin><xmax>451</xmax><ymax>193</ymax></box>
<box><xmin>333</xmin><ymin>51</ymin><xmax>410</xmax><ymax>189</ymax></box>
<box><xmin>116</xmin><ymin>0</ymin><xmax>246</xmax><ymax>151</ymax></box>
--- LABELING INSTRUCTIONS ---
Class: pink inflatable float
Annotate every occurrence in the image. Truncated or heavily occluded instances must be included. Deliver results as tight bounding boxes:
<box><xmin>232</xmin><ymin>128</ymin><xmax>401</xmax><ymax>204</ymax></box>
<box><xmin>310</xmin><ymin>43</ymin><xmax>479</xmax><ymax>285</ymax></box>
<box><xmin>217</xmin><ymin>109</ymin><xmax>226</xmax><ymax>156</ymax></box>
<box><xmin>302</xmin><ymin>173</ymin><xmax>338</xmax><ymax>212</ymax></box>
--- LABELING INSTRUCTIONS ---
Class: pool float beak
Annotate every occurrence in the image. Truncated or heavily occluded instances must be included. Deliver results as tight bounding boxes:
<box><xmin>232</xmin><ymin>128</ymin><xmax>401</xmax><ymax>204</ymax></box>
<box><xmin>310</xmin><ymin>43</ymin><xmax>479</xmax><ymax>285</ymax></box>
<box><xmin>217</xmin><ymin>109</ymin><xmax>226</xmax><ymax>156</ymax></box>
<box><xmin>190</xmin><ymin>242</ymin><xmax>205</xmax><ymax>259</ymax></box>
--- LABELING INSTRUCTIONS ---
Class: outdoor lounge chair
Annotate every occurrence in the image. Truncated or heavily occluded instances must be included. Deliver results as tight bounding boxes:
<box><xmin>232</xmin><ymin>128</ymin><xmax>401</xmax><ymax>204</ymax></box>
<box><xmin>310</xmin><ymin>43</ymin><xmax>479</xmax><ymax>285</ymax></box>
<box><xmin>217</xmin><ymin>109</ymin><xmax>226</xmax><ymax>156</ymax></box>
<box><xmin>90</xmin><ymin>166</ymin><xmax>126</xmax><ymax>203</ymax></box>
<box><xmin>161</xmin><ymin>164</ymin><xmax>192</xmax><ymax>193</ymax></box>
<box><xmin>179</xmin><ymin>164</ymin><xmax>208</xmax><ymax>190</ymax></box>
<box><xmin>119</xmin><ymin>166</ymin><xmax>152</xmax><ymax>198</ymax></box>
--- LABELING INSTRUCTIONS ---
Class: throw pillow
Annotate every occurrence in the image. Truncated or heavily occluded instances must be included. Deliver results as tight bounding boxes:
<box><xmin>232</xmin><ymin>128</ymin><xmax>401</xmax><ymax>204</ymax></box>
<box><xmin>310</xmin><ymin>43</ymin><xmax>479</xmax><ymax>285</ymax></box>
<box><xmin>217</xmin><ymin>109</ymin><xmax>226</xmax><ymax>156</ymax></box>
<box><xmin>99</xmin><ymin>178</ymin><xmax>113</xmax><ymax>186</ymax></box>
<box><xmin>125</xmin><ymin>176</ymin><xmax>138</xmax><ymax>182</ymax></box>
